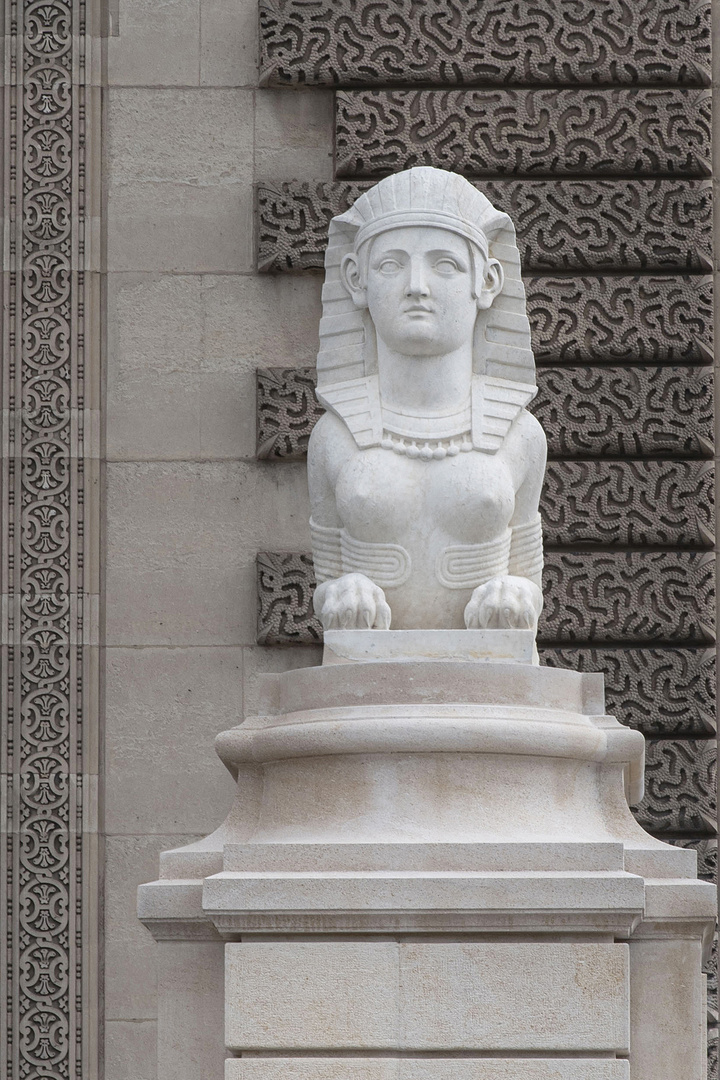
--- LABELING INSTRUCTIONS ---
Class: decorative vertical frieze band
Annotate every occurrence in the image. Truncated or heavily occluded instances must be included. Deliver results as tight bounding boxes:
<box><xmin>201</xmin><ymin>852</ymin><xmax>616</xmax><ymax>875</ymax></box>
<box><xmin>1</xmin><ymin>3</ymin><xmax>102</xmax><ymax>1079</ymax></box>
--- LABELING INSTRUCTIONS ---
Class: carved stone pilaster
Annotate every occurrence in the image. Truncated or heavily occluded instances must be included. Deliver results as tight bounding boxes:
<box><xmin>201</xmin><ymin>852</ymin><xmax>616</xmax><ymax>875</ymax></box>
<box><xmin>0</xmin><ymin>3</ymin><xmax>102</xmax><ymax>1078</ymax></box>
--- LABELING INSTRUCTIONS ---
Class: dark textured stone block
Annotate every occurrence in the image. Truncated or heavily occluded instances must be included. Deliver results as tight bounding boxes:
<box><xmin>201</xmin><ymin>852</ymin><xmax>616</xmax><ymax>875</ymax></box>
<box><xmin>631</xmin><ymin>738</ymin><xmax>717</xmax><ymax>836</ymax></box>
<box><xmin>259</xmin><ymin>0</ymin><xmax>711</xmax><ymax>88</ymax></box>
<box><xmin>257</xmin><ymin>179</ymin><xmax>713</xmax><ymax>273</ymax></box>
<box><xmin>539</xmin><ymin>551</ymin><xmax>715</xmax><ymax>644</ymax></box>
<box><xmin>539</xmin><ymin>647</ymin><xmax>716</xmax><ymax>736</ymax></box>
<box><xmin>527</xmin><ymin>276</ymin><xmax>712</xmax><ymax>364</ymax></box>
<box><xmin>257</xmin><ymin>551</ymin><xmax>716</xmax><ymax>646</ymax></box>
<box><xmin>533</xmin><ymin>366</ymin><xmax>714</xmax><ymax>458</ymax></box>
<box><xmin>540</xmin><ymin>461</ymin><xmax>714</xmax><ymax>549</ymax></box>
<box><xmin>335</xmin><ymin>89</ymin><xmax>712</xmax><ymax>179</ymax></box>
<box><xmin>256</xmin><ymin>366</ymin><xmax>325</xmax><ymax>461</ymax></box>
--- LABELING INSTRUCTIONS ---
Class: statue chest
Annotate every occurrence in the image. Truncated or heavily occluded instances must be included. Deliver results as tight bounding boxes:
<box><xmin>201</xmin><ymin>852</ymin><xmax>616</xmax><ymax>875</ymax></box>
<box><xmin>335</xmin><ymin>446</ymin><xmax>516</xmax><ymax>546</ymax></box>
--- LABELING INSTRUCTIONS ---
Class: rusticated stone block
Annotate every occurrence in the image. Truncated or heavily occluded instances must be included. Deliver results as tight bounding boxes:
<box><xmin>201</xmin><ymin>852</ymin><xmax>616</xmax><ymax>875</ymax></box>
<box><xmin>539</xmin><ymin>551</ymin><xmax>715</xmax><ymax>644</ymax></box>
<box><xmin>257</xmin><ymin>552</ymin><xmax>715</xmax><ymax>646</ymax></box>
<box><xmin>541</xmin><ymin>461</ymin><xmax>714</xmax><ymax>548</ymax></box>
<box><xmin>259</xmin><ymin>0</ymin><xmax>711</xmax><ymax>88</ymax></box>
<box><xmin>533</xmin><ymin>366</ymin><xmax>714</xmax><ymax>458</ymax></box>
<box><xmin>335</xmin><ymin>89</ymin><xmax>712</xmax><ymax>179</ymax></box>
<box><xmin>631</xmin><ymin>739</ymin><xmax>717</xmax><ymax>835</ymax></box>
<box><xmin>257</xmin><ymin>179</ymin><xmax>713</xmax><ymax>273</ymax></box>
<box><xmin>257</xmin><ymin>366</ymin><xmax>715</xmax><ymax>461</ymax></box>
<box><xmin>539</xmin><ymin>648</ymin><xmax>716</xmax><ymax>736</ymax></box>
<box><xmin>256</xmin><ymin>551</ymin><xmax>322</xmax><ymax>646</ymax></box>
<box><xmin>527</xmin><ymin>276</ymin><xmax>712</xmax><ymax>364</ymax></box>
<box><xmin>256</xmin><ymin>366</ymin><xmax>325</xmax><ymax>461</ymax></box>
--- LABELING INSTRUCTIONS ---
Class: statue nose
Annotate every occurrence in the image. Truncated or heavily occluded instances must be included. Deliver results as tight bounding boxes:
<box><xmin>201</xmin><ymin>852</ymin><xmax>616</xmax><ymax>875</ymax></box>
<box><xmin>406</xmin><ymin>259</ymin><xmax>430</xmax><ymax>297</ymax></box>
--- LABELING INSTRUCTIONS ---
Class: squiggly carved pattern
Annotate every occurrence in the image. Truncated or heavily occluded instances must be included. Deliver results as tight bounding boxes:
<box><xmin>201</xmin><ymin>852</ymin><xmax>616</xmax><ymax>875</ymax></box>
<box><xmin>540</xmin><ymin>552</ymin><xmax>715</xmax><ymax>643</ymax></box>
<box><xmin>257</xmin><ymin>552</ymin><xmax>322</xmax><ymax>645</ymax></box>
<box><xmin>257</xmin><ymin>365</ymin><xmax>714</xmax><ymax>461</ymax></box>
<box><xmin>631</xmin><ymin>739</ymin><xmax>716</xmax><ymax>835</ymax></box>
<box><xmin>257</xmin><ymin>552</ymin><xmax>715</xmax><ymax>646</ymax></box>
<box><xmin>539</xmin><ymin>648</ymin><xmax>716</xmax><ymax>736</ymax></box>
<box><xmin>256</xmin><ymin>179</ymin><xmax>713</xmax><ymax>273</ymax></box>
<box><xmin>533</xmin><ymin>366</ymin><xmax>714</xmax><ymax>457</ymax></box>
<box><xmin>257</xmin><ymin>367</ymin><xmax>325</xmax><ymax>460</ymax></box>
<box><xmin>259</xmin><ymin>0</ymin><xmax>711</xmax><ymax>88</ymax></box>
<box><xmin>527</xmin><ymin>276</ymin><xmax>713</xmax><ymax>363</ymax></box>
<box><xmin>2</xmin><ymin>2</ymin><xmax>97</xmax><ymax>1077</ymax></box>
<box><xmin>335</xmin><ymin>89</ymin><xmax>712</xmax><ymax>178</ymax></box>
<box><xmin>541</xmin><ymin>461</ymin><xmax>714</xmax><ymax>548</ymax></box>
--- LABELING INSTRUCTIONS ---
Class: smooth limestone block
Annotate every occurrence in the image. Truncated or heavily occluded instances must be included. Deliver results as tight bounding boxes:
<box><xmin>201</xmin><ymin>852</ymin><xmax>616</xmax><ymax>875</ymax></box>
<box><xmin>226</xmin><ymin>941</ymin><xmax>629</xmax><ymax>1052</ymax></box>
<box><xmin>228</xmin><ymin>1061</ymin><xmax>630</xmax><ymax>1080</ymax></box>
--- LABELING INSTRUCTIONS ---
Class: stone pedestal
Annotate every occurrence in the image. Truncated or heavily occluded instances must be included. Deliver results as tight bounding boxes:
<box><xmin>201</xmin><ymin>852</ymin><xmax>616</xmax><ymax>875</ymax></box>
<box><xmin>138</xmin><ymin>632</ymin><xmax>715</xmax><ymax>1080</ymax></box>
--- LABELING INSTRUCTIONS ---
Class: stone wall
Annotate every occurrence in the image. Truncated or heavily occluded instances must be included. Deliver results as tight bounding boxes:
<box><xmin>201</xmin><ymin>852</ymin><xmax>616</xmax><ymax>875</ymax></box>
<box><xmin>0</xmin><ymin>2</ymin><xmax>717</xmax><ymax>1078</ymax></box>
<box><xmin>101</xmin><ymin>3</ymin><xmax>336</xmax><ymax>1077</ymax></box>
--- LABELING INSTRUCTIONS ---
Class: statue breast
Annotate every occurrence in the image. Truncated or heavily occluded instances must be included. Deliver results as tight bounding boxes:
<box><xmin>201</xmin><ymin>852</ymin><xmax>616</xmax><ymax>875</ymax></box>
<box><xmin>335</xmin><ymin>445</ymin><xmax>516</xmax><ymax>548</ymax></box>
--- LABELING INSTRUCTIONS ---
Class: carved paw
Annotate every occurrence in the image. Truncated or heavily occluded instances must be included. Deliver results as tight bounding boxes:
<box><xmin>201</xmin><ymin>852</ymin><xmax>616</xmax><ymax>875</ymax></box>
<box><xmin>464</xmin><ymin>575</ymin><xmax>543</xmax><ymax>631</ymax></box>
<box><xmin>313</xmin><ymin>573</ymin><xmax>391</xmax><ymax>630</ymax></box>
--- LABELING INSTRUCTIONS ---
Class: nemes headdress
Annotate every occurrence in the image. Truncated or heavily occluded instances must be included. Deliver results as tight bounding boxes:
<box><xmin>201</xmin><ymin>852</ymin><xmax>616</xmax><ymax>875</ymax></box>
<box><xmin>316</xmin><ymin>167</ymin><xmax>536</xmax><ymax>454</ymax></box>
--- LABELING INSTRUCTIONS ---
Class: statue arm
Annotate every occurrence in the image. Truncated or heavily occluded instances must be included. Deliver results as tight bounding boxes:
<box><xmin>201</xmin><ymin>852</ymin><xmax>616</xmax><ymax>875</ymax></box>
<box><xmin>507</xmin><ymin>410</ymin><xmax>547</xmax><ymax>589</ymax></box>
<box><xmin>307</xmin><ymin>412</ymin><xmax>346</xmax><ymax>583</ymax></box>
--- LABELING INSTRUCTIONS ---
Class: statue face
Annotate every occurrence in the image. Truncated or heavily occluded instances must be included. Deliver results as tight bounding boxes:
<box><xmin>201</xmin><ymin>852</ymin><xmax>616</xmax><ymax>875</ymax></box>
<box><xmin>358</xmin><ymin>227</ymin><xmax>484</xmax><ymax>358</ymax></box>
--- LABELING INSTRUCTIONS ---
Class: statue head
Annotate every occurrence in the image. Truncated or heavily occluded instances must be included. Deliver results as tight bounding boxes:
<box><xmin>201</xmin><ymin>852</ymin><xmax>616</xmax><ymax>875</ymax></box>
<box><xmin>316</xmin><ymin>167</ymin><xmax>536</xmax><ymax>452</ymax></box>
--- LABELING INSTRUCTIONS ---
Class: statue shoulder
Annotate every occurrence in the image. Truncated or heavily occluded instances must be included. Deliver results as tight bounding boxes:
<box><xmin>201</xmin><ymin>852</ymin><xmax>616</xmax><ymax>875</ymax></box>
<box><xmin>308</xmin><ymin>409</ymin><xmax>358</xmax><ymax>478</ymax></box>
<box><xmin>502</xmin><ymin>407</ymin><xmax>547</xmax><ymax>489</ymax></box>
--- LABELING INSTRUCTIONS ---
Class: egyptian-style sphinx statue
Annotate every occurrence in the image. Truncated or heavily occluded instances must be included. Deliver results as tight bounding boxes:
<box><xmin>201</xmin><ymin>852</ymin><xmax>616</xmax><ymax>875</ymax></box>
<box><xmin>308</xmin><ymin>167</ymin><xmax>546</xmax><ymax>633</ymax></box>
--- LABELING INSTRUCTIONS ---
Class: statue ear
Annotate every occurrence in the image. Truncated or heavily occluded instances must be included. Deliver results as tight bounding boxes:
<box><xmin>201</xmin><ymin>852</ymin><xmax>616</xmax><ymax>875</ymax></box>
<box><xmin>340</xmin><ymin>253</ymin><xmax>367</xmax><ymax>309</ymax></box>
<box><xmin>475</xmin><ymin>258</ymin><xmax>504</xmax><ymax>311</ymax></box>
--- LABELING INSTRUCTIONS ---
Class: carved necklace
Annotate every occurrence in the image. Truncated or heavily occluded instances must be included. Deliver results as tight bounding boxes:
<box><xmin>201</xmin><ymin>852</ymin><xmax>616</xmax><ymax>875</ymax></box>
<box><xmin>380</xmin><ymin>430</ymin><xmax>474</xmax><ymax>459</ymax></box>
<box><xmin>379</xmin><ymin>400</ymin><xmax>473</xmax><ymax>460</ymax></box>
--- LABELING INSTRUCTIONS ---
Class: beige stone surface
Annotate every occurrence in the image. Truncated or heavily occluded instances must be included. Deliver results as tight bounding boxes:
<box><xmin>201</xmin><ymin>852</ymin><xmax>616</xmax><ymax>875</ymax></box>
<box><xmin>105</xmin><ymin>648</ymin><xmax>239</xmax><ymax>833</ymax></box>
<box><xmin>226</xmin><ymin>941</ymin><xmax>629</xmax><ymax>1052</ymax></box>
<box><xmin>157</xmin><ymin>942</ymin><xmax>226</xmax><ymax>1080</ymax></box>
<box><xmin>104</xmin><ymin>1019</ymin><xmax>158</xmax><ymax>1080</ymax></box>
<box><xmin>105</xmin><ymin>834</ymin><xmax>200</xmax><ymax>1022</ymax></box>
<box><xmin>201</xmin><ymin>0</ymin><xmax>258</xmax><ymax>86</ymax></box>
<box><xmin>108</xmin><ymin>0</ymin><xmax>200</xmax><ymax>86</ymax></box>
<box><xmin>227</xmin><ymin>1062</ymin><xmax>630</xmax><ymax>1080</ymax></box>
<box><xmin>106</xmin><ymin>273</ymin><xmax>323</xmax><ymax>461</ymax></box>
<box><xmin>105</xmin><ymin>460</ymin><xmax>310</xmax><ymax>646</ymax></box>
<box><xmin>629</xmin><ymin>938</ymin><xmax>707</xmax><ymax>1079</ymax></box>
<box><xmin>106</xmin><ymin>181</ymin><xmax>254</xmax><ymax>273</ymax></box>
<box><xmin>108</xmin><ymin>88</ymin><xmax>254</xmax><ymax>185</ymax></box>
<box><xmin>254</xmin><ymin>88</ymin><xmax>334</xmax><ymax>178</ymax></box>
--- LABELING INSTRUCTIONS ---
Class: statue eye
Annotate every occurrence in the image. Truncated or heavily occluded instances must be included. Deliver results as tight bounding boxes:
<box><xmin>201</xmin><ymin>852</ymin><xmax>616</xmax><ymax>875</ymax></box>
<box><xmin>377</xmin><ymin>258</ymin><xmax>401</xmax><ymax>274</ymax></box>
<box><xmin>434</xmin><ymin>258</ymin><xmax>461</xmax><ymax>274</ymax></box>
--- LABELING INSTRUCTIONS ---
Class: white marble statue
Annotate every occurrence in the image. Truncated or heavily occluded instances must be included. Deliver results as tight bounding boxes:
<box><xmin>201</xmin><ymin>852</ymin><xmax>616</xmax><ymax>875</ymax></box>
<box><xmin>308</xmin><ymin>166</ymin><xmax>546</xmax><ymax>633</ymax></box>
